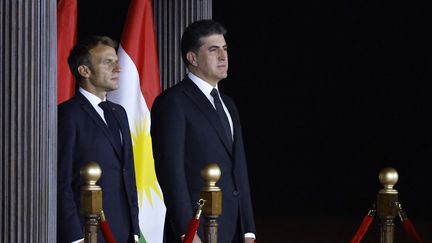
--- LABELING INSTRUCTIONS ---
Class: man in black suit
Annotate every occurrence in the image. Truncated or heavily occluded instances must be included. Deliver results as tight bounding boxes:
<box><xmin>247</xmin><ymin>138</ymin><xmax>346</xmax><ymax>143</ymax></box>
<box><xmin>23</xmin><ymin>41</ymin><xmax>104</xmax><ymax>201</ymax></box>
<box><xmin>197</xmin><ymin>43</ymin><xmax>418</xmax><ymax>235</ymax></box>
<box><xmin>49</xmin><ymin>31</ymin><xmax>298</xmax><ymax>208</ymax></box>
<box><xmin>57</xmin><ymin>36</ymin><xmax>139</xmax><ymax>243</ymax></box>
<box><xmin>151</xmin><ymin>20</ymin><xmax>256</xmax><ymax>243</ymax></box>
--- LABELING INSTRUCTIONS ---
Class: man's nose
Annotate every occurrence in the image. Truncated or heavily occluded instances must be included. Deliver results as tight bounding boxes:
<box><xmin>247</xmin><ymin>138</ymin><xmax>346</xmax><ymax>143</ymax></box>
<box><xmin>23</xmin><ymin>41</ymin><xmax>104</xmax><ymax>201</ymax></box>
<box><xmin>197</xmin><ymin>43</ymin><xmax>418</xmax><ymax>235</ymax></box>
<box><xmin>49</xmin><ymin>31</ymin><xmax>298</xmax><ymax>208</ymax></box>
<box><xmin>219</xmin><ymin>49</ymin><xmax>228</xmax><ymax>60</ymax></box>
<box><xmin>113</xmin><ymin>62</ymin><xmax>121</xmax><ymax>72</ymax></box>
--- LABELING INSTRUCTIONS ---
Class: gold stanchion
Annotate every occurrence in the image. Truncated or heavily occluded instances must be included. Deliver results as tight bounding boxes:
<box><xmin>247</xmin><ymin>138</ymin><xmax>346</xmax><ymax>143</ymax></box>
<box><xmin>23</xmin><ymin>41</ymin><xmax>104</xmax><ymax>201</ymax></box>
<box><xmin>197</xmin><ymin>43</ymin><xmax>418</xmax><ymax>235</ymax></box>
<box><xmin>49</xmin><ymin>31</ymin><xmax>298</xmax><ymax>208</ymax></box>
<box><xmin>377</xmin><ymin>167</ymin><xmax>399</xmax><ymax>243</ymax></box>
<box><xmin>80</xmin><ymin>161</ymin><xmax>102</xmax><ymax>243</ymax></box>
<box><xmin>200</xmin><ymin>163</ymin><xmax>222</xmax><ymax>243</ymax></box>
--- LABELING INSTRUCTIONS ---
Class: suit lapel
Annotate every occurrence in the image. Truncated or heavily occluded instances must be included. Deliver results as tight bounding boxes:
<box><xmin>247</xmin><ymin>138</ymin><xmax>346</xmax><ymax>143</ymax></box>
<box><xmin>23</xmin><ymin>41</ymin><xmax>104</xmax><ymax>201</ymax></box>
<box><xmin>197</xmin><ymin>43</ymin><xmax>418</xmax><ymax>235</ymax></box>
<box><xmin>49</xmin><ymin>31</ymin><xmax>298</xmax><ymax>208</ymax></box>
<box><xmin>182</xmin><ymin>78</ymin><xmax>233</xmax><ymax>155</ymax></box>
<box><xmin>222</xmin><ymin>94</ymin><xmax>241</xmax><ymax>166</ymax></box>
<box><xmin>76</xmin><ymin>93</ymin><xmax>122</xmax><ymax>159</ymax></box>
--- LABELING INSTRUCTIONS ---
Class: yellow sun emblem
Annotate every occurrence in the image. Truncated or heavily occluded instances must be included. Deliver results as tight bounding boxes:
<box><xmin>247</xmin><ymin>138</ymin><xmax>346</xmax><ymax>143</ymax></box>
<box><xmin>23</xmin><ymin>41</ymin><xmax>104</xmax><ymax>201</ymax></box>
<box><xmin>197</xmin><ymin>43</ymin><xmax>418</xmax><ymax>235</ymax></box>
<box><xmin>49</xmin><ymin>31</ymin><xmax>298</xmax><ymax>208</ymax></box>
<box><xmin>131</xmin><ymin>117</ymin><xmax>163</xmax><ymax>207</ymax></box>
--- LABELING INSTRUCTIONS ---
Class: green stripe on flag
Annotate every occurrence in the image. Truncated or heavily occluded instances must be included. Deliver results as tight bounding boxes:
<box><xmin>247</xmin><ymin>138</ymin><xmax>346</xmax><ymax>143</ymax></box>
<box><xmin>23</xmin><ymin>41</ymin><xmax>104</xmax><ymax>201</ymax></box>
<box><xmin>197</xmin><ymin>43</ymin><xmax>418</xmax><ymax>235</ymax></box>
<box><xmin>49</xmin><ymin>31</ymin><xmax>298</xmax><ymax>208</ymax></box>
<box><xmin>139</xmin><ymin>232</ymin><xmax>147</xmax><ymax>243</ymax></box>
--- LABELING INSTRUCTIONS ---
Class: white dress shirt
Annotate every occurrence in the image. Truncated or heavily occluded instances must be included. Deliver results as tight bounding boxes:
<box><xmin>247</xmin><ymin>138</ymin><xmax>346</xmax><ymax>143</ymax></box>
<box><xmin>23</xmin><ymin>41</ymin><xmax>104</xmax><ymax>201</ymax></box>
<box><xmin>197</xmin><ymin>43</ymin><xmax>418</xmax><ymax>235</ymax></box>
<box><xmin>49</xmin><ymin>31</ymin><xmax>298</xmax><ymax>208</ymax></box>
<box><xmin>188</xmin><ymin>72</ymin><xmax>234</xmax><ymax>140</ymax></box>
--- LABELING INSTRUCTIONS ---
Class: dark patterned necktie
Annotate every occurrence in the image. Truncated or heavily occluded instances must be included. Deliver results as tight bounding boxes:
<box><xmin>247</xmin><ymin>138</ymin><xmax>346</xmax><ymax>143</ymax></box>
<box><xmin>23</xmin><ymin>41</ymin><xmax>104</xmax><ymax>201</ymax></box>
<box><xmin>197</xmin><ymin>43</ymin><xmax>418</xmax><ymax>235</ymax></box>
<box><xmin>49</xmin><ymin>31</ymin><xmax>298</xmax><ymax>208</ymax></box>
<box><xmin>211</xmin><ymin>88</ymin><xmax>233</xmax><ymax>142</ymax></box>
<box><xmin>99</xmin><ymin>101</ymin><xmax>122</xmax><ymax>148</ymax></box>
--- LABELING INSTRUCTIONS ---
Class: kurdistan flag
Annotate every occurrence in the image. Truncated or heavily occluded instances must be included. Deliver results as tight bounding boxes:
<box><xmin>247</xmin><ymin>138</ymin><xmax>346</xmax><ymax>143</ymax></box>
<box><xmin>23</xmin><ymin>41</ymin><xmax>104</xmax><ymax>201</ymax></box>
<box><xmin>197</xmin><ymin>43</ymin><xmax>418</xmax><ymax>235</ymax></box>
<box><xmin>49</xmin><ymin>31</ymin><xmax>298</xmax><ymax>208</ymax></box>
<box><xmin>108</xmin><ymin>0</ymin><xmax>166</xmax><ymax>242</ymax></box>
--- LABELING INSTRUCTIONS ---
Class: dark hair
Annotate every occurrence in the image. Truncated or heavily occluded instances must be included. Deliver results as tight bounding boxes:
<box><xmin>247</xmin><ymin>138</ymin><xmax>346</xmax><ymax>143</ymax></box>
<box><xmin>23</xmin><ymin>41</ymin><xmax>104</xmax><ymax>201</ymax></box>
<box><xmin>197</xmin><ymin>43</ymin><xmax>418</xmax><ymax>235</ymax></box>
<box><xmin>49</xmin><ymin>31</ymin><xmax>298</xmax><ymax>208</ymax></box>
<box><xmin>67</xmin><ymin>35</ymin><xmax>118</xmax><ymax>81</ymax></box>
<box><xmin>181</xmin><ymin>19</ymin><xmax>227</xmax><ymax>65</ymax></box>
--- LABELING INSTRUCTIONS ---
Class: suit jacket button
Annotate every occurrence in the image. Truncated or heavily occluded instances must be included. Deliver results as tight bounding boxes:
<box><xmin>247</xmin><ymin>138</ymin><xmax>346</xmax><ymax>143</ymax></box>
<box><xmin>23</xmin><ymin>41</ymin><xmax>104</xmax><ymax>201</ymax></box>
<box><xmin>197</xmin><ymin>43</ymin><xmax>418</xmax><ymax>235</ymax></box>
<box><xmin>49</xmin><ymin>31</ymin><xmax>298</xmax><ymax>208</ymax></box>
<box><xmin>232</xmin><ymin>190</ymin><xmax>239</xmax><ymax>196</ymax></box>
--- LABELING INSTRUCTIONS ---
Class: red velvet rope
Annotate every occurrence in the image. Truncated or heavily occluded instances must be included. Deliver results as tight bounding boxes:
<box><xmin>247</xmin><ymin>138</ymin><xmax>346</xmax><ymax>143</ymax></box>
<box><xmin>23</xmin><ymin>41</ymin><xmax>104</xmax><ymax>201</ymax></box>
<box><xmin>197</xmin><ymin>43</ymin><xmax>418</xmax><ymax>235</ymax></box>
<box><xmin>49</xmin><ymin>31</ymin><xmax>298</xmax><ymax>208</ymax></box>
<box><xmin>100</xmin><ymin>212</ymin><xmax>116</xmax><ymax>243</ymax></box>
<box><xmin>401</xmin><ymin>218</ymin><xmax>424</xmax><ymax>243</ymax></box>
<box><xmin>397</xmin><ymin>203</ymin><xmax>425</xmax><ymax>243</ymax></box>
<box><xmin>183</xmin><ymin>218</ymin><xmax>200</xmax><ymax>243</ymax></box>
<box><xmin>350</xmin><ymin>213</ymin><xmax>374</xmax><ymax>243</ymax></box>
<box><xmin>349</xmin><ymin>202</ymin><xmax>425</xmax><ymax>243</ymax></box>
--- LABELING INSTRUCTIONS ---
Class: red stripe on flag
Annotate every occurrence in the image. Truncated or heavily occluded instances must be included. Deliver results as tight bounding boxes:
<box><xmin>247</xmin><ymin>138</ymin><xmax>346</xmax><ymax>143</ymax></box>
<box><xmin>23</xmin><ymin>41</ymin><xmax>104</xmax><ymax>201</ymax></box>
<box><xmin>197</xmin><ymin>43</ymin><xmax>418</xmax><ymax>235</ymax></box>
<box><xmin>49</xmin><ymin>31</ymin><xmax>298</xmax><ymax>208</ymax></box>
<box><xmin>57</xmin><ymin>0</ymin><xmax>77</xmax><ymax>104</ymax></box>
<box><xmin>121</xmin><ymin>0</ymin><xmax>161</xmax><ymax>109</ymax></box>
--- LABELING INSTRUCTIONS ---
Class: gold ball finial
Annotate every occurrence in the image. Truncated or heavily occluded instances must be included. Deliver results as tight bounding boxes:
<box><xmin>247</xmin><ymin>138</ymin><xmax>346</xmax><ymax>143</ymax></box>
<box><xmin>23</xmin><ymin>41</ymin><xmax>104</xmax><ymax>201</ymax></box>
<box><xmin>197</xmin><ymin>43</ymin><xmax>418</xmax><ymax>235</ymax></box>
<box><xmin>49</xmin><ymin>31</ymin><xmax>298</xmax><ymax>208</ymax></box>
<box><xmin>201</xmin><ymin>163</ymin><xmax>221</xmax><ymax>189</ymax></box>
<box><xmin>80</xmin><ymin>161</ymin><xmax>102</xmax><ymax>187</ymax></box>
<box><xmin>378</xmin><ymin>167</ymin><xmax>398</xmax><ymax>194</ymax></box>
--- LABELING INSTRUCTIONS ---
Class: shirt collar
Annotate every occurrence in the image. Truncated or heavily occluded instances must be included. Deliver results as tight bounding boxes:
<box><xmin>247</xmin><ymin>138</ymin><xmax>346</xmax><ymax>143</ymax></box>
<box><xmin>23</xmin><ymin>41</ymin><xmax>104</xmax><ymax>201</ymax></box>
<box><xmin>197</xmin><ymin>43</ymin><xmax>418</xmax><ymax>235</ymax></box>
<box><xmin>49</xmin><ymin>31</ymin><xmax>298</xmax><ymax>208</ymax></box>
<box><xmin>79</xmin><ymin>87</ymin><xmax>106</xmax><ymax>109</ymax></box>
<box><xmin>188</xmin><ymin>72</ymin><xmax>219</xmax><ymax>100</ymax></box>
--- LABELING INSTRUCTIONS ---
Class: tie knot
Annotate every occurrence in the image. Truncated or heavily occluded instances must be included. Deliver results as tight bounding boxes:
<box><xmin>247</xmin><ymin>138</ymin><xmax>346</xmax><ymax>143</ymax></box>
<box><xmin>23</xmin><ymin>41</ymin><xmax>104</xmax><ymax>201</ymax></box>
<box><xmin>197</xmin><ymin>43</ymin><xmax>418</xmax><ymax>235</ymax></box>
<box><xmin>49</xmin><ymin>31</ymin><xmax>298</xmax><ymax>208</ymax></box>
<box><xmin>98</xmin><ymin>101</ymin><xmax>110</xmax><ymax>111</ymax></box>
<box><xmin>210</xmin><ymin>88</ymin><xmax>220</xmax><ymax>100</ymax></box>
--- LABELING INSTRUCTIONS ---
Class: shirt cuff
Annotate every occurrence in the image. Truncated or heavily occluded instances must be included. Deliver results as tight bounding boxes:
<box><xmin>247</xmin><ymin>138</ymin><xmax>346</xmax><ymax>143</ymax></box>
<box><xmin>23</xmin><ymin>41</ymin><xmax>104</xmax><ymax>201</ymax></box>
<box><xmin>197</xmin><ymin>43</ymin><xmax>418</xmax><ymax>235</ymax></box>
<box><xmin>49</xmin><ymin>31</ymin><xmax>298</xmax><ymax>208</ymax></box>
<box><xmin>245</xmin><ymin>232</ymin><xmax>256</xmax><ymax>239</ymax></box>
<box><xmin>181</xmin><ymin>233</ymin><xmax>255</xmax><ymax>240</ymax></box>
<box><xmin>72</xmin><ymin>235</ymin><xmax>138</xmax><ymax>242</ymax></box>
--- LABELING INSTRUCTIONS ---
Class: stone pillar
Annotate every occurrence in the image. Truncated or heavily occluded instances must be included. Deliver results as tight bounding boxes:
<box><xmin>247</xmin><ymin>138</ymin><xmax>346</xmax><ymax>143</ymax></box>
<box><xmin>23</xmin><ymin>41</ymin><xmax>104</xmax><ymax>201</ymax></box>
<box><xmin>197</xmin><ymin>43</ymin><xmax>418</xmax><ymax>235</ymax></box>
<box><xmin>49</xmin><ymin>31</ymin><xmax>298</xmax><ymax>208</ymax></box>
<box><xmin>0</xmin><ymin>0</ymin><xmax>57</xmax><ymax>242</ymax></box>
<box><xmin>153</xmin><ymin>0</ymin><xmax>212</xmax><ymax>90</ymax></box>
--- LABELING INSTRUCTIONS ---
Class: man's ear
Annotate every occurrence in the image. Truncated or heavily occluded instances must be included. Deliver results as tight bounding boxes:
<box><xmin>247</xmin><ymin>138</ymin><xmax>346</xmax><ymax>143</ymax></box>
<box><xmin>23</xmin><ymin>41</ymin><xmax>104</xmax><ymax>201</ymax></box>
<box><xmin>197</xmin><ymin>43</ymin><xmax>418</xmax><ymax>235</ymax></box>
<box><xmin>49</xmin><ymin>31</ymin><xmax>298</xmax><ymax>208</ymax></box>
<box><xmin>77</xmin><ymin>65</ymin><xmax>91</xmax><ymax>79</ymax></box>
<box><xmin>186</xmin><ymin>52</ymin><xmax>198</xmax><ymax>67</ymax></box>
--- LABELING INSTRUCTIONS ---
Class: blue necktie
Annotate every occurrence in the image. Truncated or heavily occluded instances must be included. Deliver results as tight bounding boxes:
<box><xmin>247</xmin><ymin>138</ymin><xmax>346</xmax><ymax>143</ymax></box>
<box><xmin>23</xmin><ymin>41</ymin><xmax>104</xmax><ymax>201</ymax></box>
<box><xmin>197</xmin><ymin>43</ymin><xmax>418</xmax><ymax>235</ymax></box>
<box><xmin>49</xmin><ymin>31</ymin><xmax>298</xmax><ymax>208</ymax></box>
<box><xmin>211</xmin><ymin>88</ymin><xmax>232</xmax><ymax>142</ymax></box>
<box><xmin>99</xmin><ymin>101</ymin><xmax>122</xmax><ymax>149</ymax></box>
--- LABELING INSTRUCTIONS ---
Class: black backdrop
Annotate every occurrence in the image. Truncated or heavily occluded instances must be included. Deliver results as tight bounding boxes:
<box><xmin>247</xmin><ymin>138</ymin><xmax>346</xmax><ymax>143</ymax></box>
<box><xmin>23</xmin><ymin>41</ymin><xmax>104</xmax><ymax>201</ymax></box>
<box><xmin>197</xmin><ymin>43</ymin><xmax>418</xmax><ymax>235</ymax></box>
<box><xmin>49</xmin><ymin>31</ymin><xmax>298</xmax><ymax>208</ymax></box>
<box><xmin>80</xmin><ymin>0</ymin><xmax>431</xmax><ymax>241</ymax></box>
<box><xmin>212</xmin><ymin>0</ymin><xmax>431</xmax><ymax>216</ymax></box>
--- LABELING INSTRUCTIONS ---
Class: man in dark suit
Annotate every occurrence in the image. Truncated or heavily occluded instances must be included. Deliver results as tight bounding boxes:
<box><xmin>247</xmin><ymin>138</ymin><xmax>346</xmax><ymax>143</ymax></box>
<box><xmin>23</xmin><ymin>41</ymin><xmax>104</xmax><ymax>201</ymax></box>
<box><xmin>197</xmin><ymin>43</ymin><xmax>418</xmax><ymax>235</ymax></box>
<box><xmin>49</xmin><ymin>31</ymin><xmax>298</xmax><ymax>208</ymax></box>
<box><xmin>151</xmin><ymin>20</ymin><xmax>256</xmax><ymax>243</ymax></box>
<box><xmin>57</xmin><ymin>36</ymin><xmax>139</xmax><ymax>243</ymax></box>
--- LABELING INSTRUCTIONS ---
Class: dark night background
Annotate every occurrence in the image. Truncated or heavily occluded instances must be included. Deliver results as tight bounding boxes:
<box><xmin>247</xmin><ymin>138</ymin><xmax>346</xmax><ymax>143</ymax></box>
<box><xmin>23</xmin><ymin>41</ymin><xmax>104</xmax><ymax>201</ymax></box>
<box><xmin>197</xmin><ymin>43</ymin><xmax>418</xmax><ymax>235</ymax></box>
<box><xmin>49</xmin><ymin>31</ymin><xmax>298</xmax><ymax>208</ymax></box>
<box><xmin>80</xmin><ymin>0</ymin><xmax>431</xmax><ymax>241</ymax></box>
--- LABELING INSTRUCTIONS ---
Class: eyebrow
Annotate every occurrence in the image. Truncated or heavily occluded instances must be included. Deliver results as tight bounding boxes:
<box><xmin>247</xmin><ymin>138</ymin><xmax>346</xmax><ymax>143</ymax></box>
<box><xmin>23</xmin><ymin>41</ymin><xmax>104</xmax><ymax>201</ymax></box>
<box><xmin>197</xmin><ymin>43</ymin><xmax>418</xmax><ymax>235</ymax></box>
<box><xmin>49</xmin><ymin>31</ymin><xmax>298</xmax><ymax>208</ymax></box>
<box><xmin>102</xmin><ymin>56</ymin><xmax>118</xmax><ymax>61</ymax></box>
<box><xmin>207</xmin><ymin>44</ymin><xmax>227</xmax><ymax>49</ymax></box>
